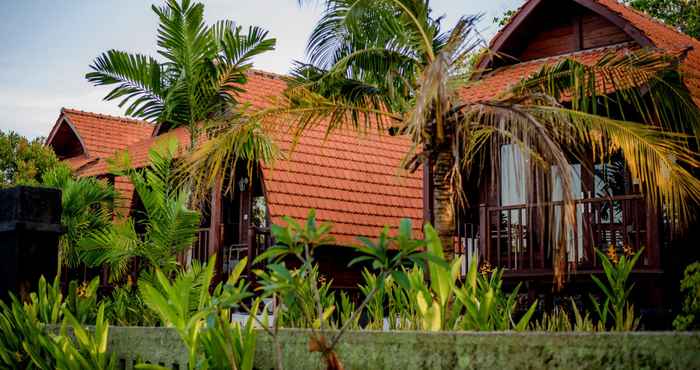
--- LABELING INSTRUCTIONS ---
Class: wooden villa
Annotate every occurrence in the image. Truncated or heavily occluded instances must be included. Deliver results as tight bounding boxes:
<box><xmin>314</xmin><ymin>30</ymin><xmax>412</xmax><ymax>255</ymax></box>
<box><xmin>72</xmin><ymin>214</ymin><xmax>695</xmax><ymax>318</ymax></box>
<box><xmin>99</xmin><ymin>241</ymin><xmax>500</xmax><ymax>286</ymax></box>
<box><xmin>46</xmin><ymin>0</ymin><xmax>700</xmax><ymax>310</ymax></box>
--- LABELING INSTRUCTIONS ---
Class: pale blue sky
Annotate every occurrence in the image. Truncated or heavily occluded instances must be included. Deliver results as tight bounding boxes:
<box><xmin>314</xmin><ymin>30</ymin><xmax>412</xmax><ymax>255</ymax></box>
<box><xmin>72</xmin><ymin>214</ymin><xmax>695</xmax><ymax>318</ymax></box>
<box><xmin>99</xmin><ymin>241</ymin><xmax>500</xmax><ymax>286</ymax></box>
<box><xmin>0</xmin><ymin>0</ymin><xmax>521</xmax><ymax>139</ymax></box>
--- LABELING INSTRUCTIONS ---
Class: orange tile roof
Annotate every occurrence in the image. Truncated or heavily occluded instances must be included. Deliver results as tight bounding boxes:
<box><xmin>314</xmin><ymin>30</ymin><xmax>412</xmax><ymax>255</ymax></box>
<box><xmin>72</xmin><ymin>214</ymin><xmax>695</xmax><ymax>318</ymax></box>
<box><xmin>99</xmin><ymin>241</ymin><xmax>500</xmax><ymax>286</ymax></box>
<box><xmin>466</xmin><ymin>0</ymin><xmax>700</xmax><ymax>106</ymax></box>
<box><xmin>76</xmin><ymin>71</ymin><xmax>423</xmax><ymax>246</ymax></box>
<box><xmin>64</xmin><ymin>0</ymin><xmax>700</xmax><ymax>247</ymax></box>
<box><xmin>596</xmin><ymin>0</ymin><xmax>700</xmax><ymax>105</ymax></box>
<box><xmin>77</xmin><ymin>127</ymin><xmax>190</xmax><ymax>177</ymax></box>
<box><xmin>461</xmin><ymin>43</ymin><xmax>639</xmax><ymax>102</ymax></box>
<box><xmin>61</xmin><ymin>108</ymin><xmax>155</xmax><ymax>159</ymax></box>
<box><xmin>62</xmin><ymin>154</ymin><xmax>97</xmax><ymax>172</ymax></box>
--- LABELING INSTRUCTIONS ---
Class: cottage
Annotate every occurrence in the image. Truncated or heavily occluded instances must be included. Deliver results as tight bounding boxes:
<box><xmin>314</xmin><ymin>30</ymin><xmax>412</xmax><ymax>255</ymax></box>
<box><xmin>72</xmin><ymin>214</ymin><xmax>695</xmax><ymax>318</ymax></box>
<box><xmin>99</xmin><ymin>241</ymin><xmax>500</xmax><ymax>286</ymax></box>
<box><xmin>46</xmin><ymin>0</ymin><xmax>699</xmax><ymax>309</ymax></box>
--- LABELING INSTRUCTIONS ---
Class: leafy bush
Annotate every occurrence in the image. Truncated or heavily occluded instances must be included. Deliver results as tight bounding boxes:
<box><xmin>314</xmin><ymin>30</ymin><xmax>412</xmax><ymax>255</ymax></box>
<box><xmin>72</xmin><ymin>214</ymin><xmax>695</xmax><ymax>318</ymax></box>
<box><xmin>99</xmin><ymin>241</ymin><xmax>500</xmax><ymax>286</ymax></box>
<box><xmin>0</xmin><ymin>276</ymin><xmax>109</xmax><ymax>369</ymax></box>
<box><xmin>25</xmin><ymin>305</ymin><xmax>119</xmax><ymax>370</ymax></box>
<box><xmin>530</xmin><ymin>298</ymin><xmax>601</xmax><ymax>332</ymax></box>
<box><xmin>79</xmin><ymin>139</ymin><xmax>200</xmax><ymax>282</ymax></box>
<box><xmin>138</xmin><ymin>256</ymin><xmax>257</xmax><ymax>370</ymax></box>
<box><xmin>103</xmin><ymin>285</ymin><xmax>160</xmax><ymax>327</ymax></box>
<box><xmin>0</xmin><ymin>294</ymin><xmax>54</xmax><ymax>368</ymax></box>
<box><xmin>674</xmin><ymin>262</ymin><xmax>700</xmax><ymax>330</ymax></box>
<box><xmin>41</xmin><ymin>165</ymin><xmax>116</xmax><ymax>270</ymax></box>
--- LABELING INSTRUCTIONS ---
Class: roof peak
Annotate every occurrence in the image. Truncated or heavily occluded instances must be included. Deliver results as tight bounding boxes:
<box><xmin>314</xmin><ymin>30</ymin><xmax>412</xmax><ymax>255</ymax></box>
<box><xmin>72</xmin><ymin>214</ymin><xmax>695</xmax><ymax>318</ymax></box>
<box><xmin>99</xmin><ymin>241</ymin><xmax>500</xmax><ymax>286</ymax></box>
<box><xmin>600</xmin><ymin>0</ymin><xmax>699</xmax><ymax>46</ymax></box>
<box><xmin>61</xmin><ymin>108</ymin><xmax>153</xmax><ymax>126</ymax></box>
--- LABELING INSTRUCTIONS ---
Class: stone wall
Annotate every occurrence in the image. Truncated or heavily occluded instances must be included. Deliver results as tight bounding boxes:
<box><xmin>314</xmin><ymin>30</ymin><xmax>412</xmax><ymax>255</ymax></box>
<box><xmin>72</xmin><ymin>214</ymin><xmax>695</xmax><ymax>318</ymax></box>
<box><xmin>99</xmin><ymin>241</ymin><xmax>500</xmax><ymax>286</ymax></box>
<box><xmin>95</xmin><ymin>327</ymin><xmax>700</xmax><ymax>370</ymax></box>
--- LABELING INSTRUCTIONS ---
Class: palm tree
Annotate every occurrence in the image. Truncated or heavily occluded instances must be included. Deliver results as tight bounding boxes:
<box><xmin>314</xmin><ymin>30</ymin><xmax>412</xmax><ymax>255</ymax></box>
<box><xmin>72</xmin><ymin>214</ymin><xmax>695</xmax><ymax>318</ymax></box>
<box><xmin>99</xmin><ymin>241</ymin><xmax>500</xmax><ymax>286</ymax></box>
<box><xmin>78</xmin><ymin>139</ymin><xmax>200</xmax><ymax>282</ymax></box>
<box><xmin>41</xmin><ymin>165</ymin><xmax>116</xmax><ymax>277</ymax></box>
<box><xmin>267</xmin><ymin>0</ymin><xmax>699</xmax><ymax>288</ymax></box>
<box><xmin>86</xmin><ymin>0</ymin><xmax>276</xmax><ymax>150</ymax></box>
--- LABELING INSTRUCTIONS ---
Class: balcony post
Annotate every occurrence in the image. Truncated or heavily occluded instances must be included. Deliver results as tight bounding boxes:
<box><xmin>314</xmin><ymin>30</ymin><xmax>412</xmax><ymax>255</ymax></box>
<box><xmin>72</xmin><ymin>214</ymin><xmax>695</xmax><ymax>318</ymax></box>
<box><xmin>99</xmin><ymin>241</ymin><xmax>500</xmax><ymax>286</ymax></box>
<box><xmin>247</xmin><ymin>226</ymin><xmax>255</xmax><ymax>280</ymax></box>
<box><xmin>479</xmin><ymin>204</ymin><xmax>488</xmax><ymax>264</ymax></box>
<box><xmin>646</xmin><ymin>199</ymin><xmax>661</xmax><ymax>269</ymax></box>
<box><xmin>208</xmin><ymin>177</ymin><xmax>223</xmax><ymax>260</ymax></box>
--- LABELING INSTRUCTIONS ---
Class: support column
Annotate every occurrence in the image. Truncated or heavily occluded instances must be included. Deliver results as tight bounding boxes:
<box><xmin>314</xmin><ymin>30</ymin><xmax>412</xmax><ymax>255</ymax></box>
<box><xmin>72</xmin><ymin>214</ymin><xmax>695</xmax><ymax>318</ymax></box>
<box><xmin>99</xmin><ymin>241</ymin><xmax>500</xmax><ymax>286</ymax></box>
<box><xmin>422</xmin><ymin>159</ymin><xmax>434</xmax><ymax>227</ymax></box>
<box><xmin>208</xmin><ymin>179</ymin><xmax>223</xmax><ymax>261</ymax></box>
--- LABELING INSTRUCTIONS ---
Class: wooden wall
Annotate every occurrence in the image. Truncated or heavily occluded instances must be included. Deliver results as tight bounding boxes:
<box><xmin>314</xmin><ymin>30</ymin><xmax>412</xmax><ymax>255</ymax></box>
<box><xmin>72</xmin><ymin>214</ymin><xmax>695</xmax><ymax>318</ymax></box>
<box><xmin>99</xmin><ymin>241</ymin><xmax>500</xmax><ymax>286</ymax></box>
<box><xmin>498</xmin><ymin>1</ymin><xmax>633</xmax><ymax>65</ymax></box>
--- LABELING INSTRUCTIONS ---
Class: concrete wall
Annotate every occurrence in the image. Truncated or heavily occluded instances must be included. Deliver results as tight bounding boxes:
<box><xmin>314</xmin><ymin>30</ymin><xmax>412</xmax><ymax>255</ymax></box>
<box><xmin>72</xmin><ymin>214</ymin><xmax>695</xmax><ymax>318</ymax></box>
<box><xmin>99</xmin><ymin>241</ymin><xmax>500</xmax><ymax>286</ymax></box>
<box><xmin>90</xmin><ymin>327</ymin><xmax>700</xmax><ymax>370</ymax></box>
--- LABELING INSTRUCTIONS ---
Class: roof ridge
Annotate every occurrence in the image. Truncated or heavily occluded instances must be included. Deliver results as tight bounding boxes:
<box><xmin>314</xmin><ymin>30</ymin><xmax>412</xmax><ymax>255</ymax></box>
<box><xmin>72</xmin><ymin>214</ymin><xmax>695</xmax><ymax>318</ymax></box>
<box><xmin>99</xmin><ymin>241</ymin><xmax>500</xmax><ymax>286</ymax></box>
<box><xmin>61</xmin><ymin>108</ymin><xmax>154</xmax><ymax>126</ymax></box>
<box><xmin>599</xmin><ymin>0</ymin><xmax>700</xmax><ymax>46</ymax></box>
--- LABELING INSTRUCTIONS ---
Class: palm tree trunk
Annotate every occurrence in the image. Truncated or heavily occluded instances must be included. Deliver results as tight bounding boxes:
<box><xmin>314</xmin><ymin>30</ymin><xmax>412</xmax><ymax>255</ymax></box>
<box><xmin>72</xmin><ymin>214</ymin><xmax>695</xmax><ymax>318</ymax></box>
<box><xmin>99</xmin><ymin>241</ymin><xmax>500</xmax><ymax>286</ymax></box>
<box><xmin>432</xmin><ymin>150</ymin><xmax>456</xmax><ymax>261</ymax></box>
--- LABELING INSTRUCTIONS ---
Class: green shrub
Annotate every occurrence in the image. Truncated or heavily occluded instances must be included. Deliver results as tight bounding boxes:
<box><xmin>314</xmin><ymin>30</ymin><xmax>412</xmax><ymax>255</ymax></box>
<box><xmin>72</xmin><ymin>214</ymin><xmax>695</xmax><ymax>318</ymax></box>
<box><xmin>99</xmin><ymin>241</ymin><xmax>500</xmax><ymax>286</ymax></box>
<box><xmin>26</xmin><ymin>305</ymin><xmax>119</xmax><ymax>370</ymax></box>
<box><xmin>674</xmin><ymin>262</ymin><xmax>700</xmax><ymax>330</ymax></box>
<box><xmin>530</xmin><ymin>298</ymin><xmax>601</xmax><ymax>332</ymax></box>
<box><xmin>103</xmin><ymin>285</ymin><xmax>160</xmax><ymax>327</ymax></box>
<box><xmin>0</xmin><ymin>294</ymin><xmax>54</xmax><ymax>369</ymax></box>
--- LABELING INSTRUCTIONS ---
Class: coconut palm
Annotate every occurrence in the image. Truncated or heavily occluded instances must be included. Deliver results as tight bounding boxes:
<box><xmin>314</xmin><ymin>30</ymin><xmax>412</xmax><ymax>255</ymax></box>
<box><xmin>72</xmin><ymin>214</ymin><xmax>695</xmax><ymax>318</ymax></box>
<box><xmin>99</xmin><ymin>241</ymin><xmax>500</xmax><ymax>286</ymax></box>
<box><xmin>86</xmin><ymin>0</ymin><xmax>277</xmax><ymax>148</ymax></box>
<box><xmin>41</xmin><ymin>165</ymin><xmax>116</xmax><ymax>275</ymax></box>
<box><xmin>267</xmin><ymin>0</ymin><xmax>700</xmax><ymax>288</ymax></box>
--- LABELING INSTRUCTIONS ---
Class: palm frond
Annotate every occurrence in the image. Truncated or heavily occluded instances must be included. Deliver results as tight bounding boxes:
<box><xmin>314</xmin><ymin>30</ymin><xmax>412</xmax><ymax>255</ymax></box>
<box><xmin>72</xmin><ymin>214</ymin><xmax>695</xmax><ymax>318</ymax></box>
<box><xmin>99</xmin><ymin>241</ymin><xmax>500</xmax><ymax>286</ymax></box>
<box><xmin>42</xmin><ymin>166</ymin><xmax>116</xmax><ymax>268</ymax></box>
<box><xmin>86</xmin><ymin>50</ymin><xmax>165</xmax><ymax>121</ymax></box>
<box><xmin>179</xmin><ymin>111</ymin><xmax>281</xmax><ymax>201</ymax></box>
<box><xmin>79</xmin><ymin>219</ymin><xmax>140</xmax><ymax>282</ymax></box>
<box><xmin>512</xmin><ymin>48</ymin><xmax>700</xmax><ymax>138</ymax></box>
<box><xmin>532</xmin><ymin>105</ymin><xmax>700</xmax><ymax>223</ymax></box>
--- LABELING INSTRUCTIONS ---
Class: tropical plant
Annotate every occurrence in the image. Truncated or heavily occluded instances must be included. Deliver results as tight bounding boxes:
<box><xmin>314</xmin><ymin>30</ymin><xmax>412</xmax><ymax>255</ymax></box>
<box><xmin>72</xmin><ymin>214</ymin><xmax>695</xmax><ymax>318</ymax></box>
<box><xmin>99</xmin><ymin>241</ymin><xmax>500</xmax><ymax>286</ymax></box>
<box><xmin>673</xmin><ymin>261</ymin><xmax>700</xmax><ymax>330</ymax></box>
<box><xmin>138</xmin><ymin>256</ymin><xmax>217</xmax><ymax>367</ymax></box>
<box><xmin>400</xmin><ymin>227</ymin><xmax>463</xmax><ymax>331</ymax></box>
<box><xmin>254</xmin><ymin>0</ymin><xmax>700</xmax><ymax>291</ymax></box>
<box><xmin>530</xmin><ymin>298</ymin><xmax>601</xmax><ymax>332</ymax></box>
<box><xmin>25</xmin><ymin>305</ymin><xmax>119</xmax><ymax>370</ymax></box>
<box><xmin>138</xmin><ymin>256</ymin><xmax>258</xmax><ymax>370</ymax></box>
<box><xmin>87</xmin><ymin>0</ymin><xmax>276</xmax><ymax>144</ymax></box>
<box><xmin>78</xmin><ymin>139</ymin><xmax>200</xmax><ymax>282</ymax></box>
<box><xmin>23</xmin><ymin>276</ymin><xmax>65</xmax><ymax>325</ymax></box>
<box><xmin>41</xmin><ymin>165</ymin><xmax>116</xmax><ymax>272</ymax></box>
<box><xmin>102</xmin><ymin>285</ymin><xmax>160</xmax><ymax>327</ymax></box>
<box><xmin>0</xmin><ymin>294</ymin><xmax>55</xmax><ymax>369</ymax></box>
<box><xmin>455</xmin><ymin>258</ymin><xmax>537</xmax><ymax>331</ymax></box>
<box><xmin>64</xmin><ymin>278</ymin><xmax>100</xmax><ymax>325</ymax></box>
<box><xmin>590</xmin><ymin>248</ymin><xmax>643</xmax><ymax>331</ymax></box>
<box><xmin>351</xmin><ymin>227</ymin><xmax>537</xmax><ymax>333</ymax></box>
<box><xmin>0</xmin><ymin>276</ymin><xmax>102</xmax><ymax>369</ymax></box>
<box><xmin>0</xmin><ymin>130</ymin><xmax>62</xmax><ymax>188</ymax></box>
<box><xmin>86</xmin><ymin>0</ymin><xmax>279</xmax><ymax>202</ymax></box>
<box><xmin>254</xmin><ymin>210</ymin><xmax>436</xmax><ymax>370</ymax></box>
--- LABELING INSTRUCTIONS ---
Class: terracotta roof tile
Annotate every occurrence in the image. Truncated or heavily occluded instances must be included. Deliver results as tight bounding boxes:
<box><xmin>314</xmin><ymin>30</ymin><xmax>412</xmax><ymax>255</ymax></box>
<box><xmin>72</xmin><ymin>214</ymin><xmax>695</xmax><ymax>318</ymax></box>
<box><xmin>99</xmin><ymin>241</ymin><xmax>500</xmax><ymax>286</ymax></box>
<box><xmin>64</xmin><ymin>1</ymin><xmax>699</xmax><ymax>247</ymax></box>
<box><xmin>461</xmin><ymin>42</ymin><xmax>642</xmax><ymax>102</ymax></box>
<box><xmin>596</xmin><ymin>0</ymin><xmax>700</xmax><ymax>101</ymax></box>
<box><xmin>467</xmin><ymin>0</ymin><xmax>700</xmax><ymax>104</ymax></box>
<box><xmin>74</xmin><ymin>71</ymin><xmax>423</xmax><ymax>245</ymax></box>
<box><xmin>61</xmin><ymin>108</ymin><xmax>155</xmax><ymax>159</ymax></box>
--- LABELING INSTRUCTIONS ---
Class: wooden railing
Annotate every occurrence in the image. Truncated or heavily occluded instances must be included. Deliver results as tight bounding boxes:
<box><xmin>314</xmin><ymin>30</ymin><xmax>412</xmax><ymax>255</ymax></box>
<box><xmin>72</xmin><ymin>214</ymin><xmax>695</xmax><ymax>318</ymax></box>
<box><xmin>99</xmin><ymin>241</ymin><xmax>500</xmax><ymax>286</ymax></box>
<box><xmin>189</xmin><ymin>225</ymin><xmax>273</xmax><ymax>280</ymax></box>
<box><xmin>458</xmin><ymin>194</ymin><xmax>660</xmax><ymax>276</ymax></box>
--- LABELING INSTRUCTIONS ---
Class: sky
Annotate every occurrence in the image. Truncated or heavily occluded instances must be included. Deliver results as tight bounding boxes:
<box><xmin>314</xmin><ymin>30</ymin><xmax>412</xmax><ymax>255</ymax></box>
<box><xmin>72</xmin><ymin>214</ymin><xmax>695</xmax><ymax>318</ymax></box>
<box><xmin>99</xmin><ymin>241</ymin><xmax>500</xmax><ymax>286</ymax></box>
<box><xmin>0</xmin><ymin>0</ymin><xmax>522</xmax><ymax>139</ymax></box>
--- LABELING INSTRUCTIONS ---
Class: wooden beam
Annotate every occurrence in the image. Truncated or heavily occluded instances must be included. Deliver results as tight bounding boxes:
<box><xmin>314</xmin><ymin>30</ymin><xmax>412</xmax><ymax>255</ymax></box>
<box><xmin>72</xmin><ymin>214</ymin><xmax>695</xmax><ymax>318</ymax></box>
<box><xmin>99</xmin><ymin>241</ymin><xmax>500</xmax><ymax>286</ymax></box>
<box><xmin>573</xmin><ymin>14</ymin><xmax>584</xmax><ymax>51</ymax></box>
<box><xmin>208</xmin><ymin>178</ymin><xmax>223</xmax><ymax>260</ymax></box>
<box><xmin>422</xmin><ymin>159</ymin><xmax>434</xmax><ymax>226</ymax></box>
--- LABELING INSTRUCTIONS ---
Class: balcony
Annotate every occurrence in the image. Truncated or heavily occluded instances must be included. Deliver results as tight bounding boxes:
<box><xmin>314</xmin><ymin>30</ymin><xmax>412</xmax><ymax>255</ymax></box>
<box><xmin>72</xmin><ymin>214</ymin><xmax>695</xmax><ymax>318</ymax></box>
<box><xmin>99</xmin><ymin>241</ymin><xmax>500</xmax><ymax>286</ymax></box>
<box><xmin>458</xmin><ymin>194</ymin><xmax>662</xmax><ymax>277</ymax></box>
